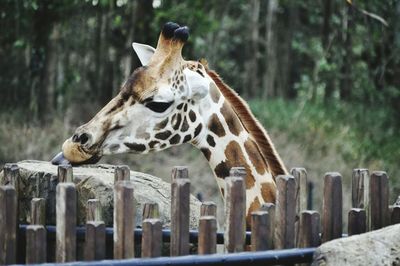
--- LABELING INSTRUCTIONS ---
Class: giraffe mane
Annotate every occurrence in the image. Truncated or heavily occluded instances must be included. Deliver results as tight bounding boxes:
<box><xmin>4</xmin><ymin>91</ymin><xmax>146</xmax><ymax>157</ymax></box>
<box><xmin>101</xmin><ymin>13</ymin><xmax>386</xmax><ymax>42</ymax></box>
<box><xmin>205</xmin><ymin>68</ymin><xmax>288</xmax><ymax>178</ymax></box>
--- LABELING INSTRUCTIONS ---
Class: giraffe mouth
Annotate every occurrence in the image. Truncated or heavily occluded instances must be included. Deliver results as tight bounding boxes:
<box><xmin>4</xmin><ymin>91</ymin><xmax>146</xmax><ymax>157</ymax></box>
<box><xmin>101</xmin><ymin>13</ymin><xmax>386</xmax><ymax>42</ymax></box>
<box><xmin>51</xmin><ymin>152</ymin><xmax>102</xmax><ymax>166</ymax></box>
<box><xmin>51</xmin><ymin>138</ymin><xmax>102</xmax><ymax>166</ymax></box>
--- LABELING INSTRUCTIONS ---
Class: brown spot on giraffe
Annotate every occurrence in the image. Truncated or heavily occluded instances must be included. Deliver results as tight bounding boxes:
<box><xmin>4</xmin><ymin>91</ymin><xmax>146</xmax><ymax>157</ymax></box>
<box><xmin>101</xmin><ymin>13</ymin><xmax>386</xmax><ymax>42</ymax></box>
<box><xmin>149</xmin><ymin>140</ymin><xmax>159</xmax><ymax>149</ymax></box>
<box><xmin>189</xmin><ymin>110</ymin><xmax>196</xmax><ymax>122</ymax></box>
<box><xmin>208</xmin><ymin>114</ymin><xmax>226</xmax><ymax>137</ymax></box>
<box><xmin>183</xmin><ymin>134</ymin><xmax>191</xmax><ymax>143</ymax></box>
<box><xmin>209</xmin><ymin>84</ymin><xmax>221</xmax><ymax>103</ymax></box>
<box><xmin>136</xmin><ymin>125</ymin><xmax>150</xmax><ymax>140</ymax></box>
<box><xmin>105</xmin><ymin>98</ymin><xmax>125</xmax><ymax>115</ymax></box>
<box><xmin>193</xmin><ymin>123</ymin><xmax>202</xmax><ymax>138</ymax></box>
<box><xmin>224</xmin><ymin>141</ymin><xmax>255</xmax><ymax>189</ymax></box>
<box><xmin>172</xmin><ymin>114</ymin><xmax>182</xmax><ymax>130</ymax></box>
<box><xmin>261</xmin><ymin>182</ymin><xmax>276</xmax><ymax>203</ymax></box>
<box><xmin>180</xmin><ymin>117</ymin><xmax>189</xmax><ymax>132</ymax></box>
<box><xmin>244</xmin><ymin>138</ymin><xmax>267</xmax><ymax>175</ymax></box>
<box><xmin>220</xmin><ymin>101</ymin><xmax>243</xmax><ymax>136</ymax></box>
<box><xmin>155</xmin><ymin>118</ymin><xmax>169</xmax><ymax>130</ymax></box>
<box><xmin>247</xmin><ymin>196</ymin><xmax>261</xmax><ymax>225</ymax></box>
<box><xmin>169</xmin><ymin>134</ymin><xmax>181</xmax><ymax>145</ymax></box>
<box><xmin>214</xmin><ymin>161</ymin><xmax>230</xmax><ymax>179</ymax></box>
<box><xmin>201</xmin><ymin>148</ymin><xmax>211</xmax><ymax>161</ymax></box>
<box><xmin>155</xmin><ymin>130</ymin><xmax>172</xmax><ymax>140</ymax></box>
<box><xmin>206</xmin><ymin>135</ymin><xmax>216</xmax><ymax>147</ymax></box>
<box><xmin>124</xmin><ymin>142</ymin><xmax>146</xmax><ymax>152</ymax></box>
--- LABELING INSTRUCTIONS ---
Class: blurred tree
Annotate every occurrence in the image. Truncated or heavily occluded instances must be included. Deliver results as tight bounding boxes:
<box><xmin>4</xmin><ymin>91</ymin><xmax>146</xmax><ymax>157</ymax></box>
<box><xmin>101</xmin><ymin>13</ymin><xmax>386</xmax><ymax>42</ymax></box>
<box><xmin>0</xmin><ymin>0</ymin><xmax>398</xmax><ymax>127</ymax></box>
<box><xmin>263</xmin><ymin>0</ymin><xmax>278</xmax><ymax>99</ymax></box>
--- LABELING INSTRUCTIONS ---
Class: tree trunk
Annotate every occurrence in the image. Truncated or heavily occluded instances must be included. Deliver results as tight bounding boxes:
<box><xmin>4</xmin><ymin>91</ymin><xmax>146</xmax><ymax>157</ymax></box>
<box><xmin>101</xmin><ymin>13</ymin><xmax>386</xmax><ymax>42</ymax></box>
<box><xmin>131</xmin><ymin>0</ymin><xmax>154</xmax><ymax>69</ymax></box>
<box><xmin>246</xmin><ymin>0</ymin><xmax>260</xmax><ymax>97</ymax></box>
<box><xmin>279</xmin><ymin>2</ymin><xmax>297</xmax><ymax>99</ymax></box>
<box><xmin>263</xmin><ymin>0</ymin><xmax>278</xmax><ymax>99</ymax></box>
<box><xmin>99</xmin><ymin>4</ymin><xmax>112</xmax><ymax>104</ymax></box>
<box><xmin>323</xmin><ymin>0</ymin><xmax>334</xmax><ymax>102</ymax></box>
<box><xmin>29</xmin><ymin>0</ymin><xmax>54</xmax><ymax>121</ymax></box>
<box><xmin>340</xmin><ymin>3</ymin><xmax>353</xmax><ymax>101</ymax></box>
<box><xmin>122</xmin><ymin>1</ymin><xmax>138</xmax><ymax>79</ymax></box>
<box><xmin>42</xmin><ymin>24</ymin><xmax>60</xmax><ymax>116</ymax></box>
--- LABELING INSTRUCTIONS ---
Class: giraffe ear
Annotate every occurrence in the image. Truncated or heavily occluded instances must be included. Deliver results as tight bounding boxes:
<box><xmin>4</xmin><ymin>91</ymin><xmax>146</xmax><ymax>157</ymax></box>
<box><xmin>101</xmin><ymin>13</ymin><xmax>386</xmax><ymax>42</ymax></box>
<box><xmin>132</xmin><ymin>42</ymin><xmax>156</xmax><ymax>66</ymax></box>
<box><xmin>183</xmin><ymin>68</ymin><xmax>210</xmax><ymax>101</ymax></box>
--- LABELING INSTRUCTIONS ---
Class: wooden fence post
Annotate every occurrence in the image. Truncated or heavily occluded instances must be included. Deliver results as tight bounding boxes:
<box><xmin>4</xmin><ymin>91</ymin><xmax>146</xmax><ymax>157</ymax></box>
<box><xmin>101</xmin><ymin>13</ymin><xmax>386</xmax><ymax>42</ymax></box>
<box><xmin>86</xmin><ymin>199</ymin><xmax>101</xmax><ymax>222</ymax></box>
<box><xmin>298</xmin><ymin>210</ymin><xmax>320</xmax><ymax>248</ymax></box>
<box><xmin>56</xmin><ymin>183</ymin><xmax>77</xmax><ymax>262</ymax></box>
<box><xmin>114</xmin><ymin>180</ymin><xmax>135</xmax><ymax>259</ymax></box>
<box><xmin>224</xmin><ymin>175</ymin><xmax>246</xmax><ymax>253</ymax></box>
<box><xmin>291</xmin><ymin>167</ymin><xmax>308</xmax><ymax>212</ymax></box>
<box><xmin>141</xmin><ymin>218</ymin><xmax>162</xmax><ymax>258</ymax></box>
<box><xmin>391</xmin><ymin>206</ymin><xmax>400</xmax><ymax>225</ymax></box>
<box><xmin>143</xmin><ymin>202</ymin><xmax>160</xmax><ymax>220</ymax></box>
<box><xmin>31</xmin><ymin>198</ymin><xmax>46</xmax><ymax>225</ymax></box>
<box><xmin>26</xmin><ymin>225</ymin><xmax>47</xmax><ymax>264</ymax></box>
<box><xmin>352</xmin><ymin>169</ymin><xmax>369</xmax><ymax>230</ymax></box>
<box><xmin>3</xmin><ymin>163</ymin><xmax>20</xmax><ymax>190</ymax></box>
<box><xmin>114</xmin><ymin>165</ymin><xmax>130</xmax><ymax>183</ymax></box>
<box><xmin>0</xmin><ymin>185</ymin><xmax>17</xmax><ymax>265</ymax></box>
<box><xmin>171</xmin><ymin>166</ymin><xmax>190</xmax><ymax>256</ymax></box>
<box><xmin>4</xmin><ymin>164</ymin><xmax>20</xmax><ymax>223</ymax></box>
<box><xmin>291</xmin><ymin>167</ymin><xmax>307</xmax><ymax>247</ymax></box>
<box><xmin>198</xmin><ymin>216</ymin><xmax>217</xmax><ymax>254</ymax></box>
<box><xmin>348</xmin><ymin>208</ymin><xmax>366</xmax><ymax>236</ymax></box>
<box><xmin>352</xmin><ymin>169</ymin><xmax>369</xmax><ymax>208</ymax></box>
<box><xmin>251</xmin><ymin>211</ymin><xmax>269</xmax><ymax>251</ymax></box>
<box><xmin>201</xmin><ymin>201</ymin><xmax>217</xmax><ymax>217</ymax></box>
<box><xmin>369</xmin><ymin>171</ymin><xmax>389</xmax><ymax>230</ymax></box>
<box><xmin>260</xmin><ymin>203</ymin><xmax>275</xmax><ymax>249</ymax></box>
<box><xmin>84</xmin><ymin>221</ymin><xmax>106</xmax><ymax>261</ymax></box>
<box><xmin>275</xmin><ymin>175</ymin><xmax>296</xmax><ymax>249</ymax></box>
<box><xmin>57</xmin><ymin>165</ymin><xmax>73</xmax><ymax>183</ymax></box>
<box><xmin>322</xmin><ymin>172</ymin><xmax>342</xmax><ymax>243</ymax></box>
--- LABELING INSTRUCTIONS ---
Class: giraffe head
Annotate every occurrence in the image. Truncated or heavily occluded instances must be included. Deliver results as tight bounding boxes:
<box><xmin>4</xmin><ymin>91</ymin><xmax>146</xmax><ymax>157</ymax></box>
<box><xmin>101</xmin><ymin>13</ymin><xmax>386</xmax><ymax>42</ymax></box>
<box><xmin>52</xmin><ymin>22</ymin><xmax>211</xmax><ymax>165</ymax></box>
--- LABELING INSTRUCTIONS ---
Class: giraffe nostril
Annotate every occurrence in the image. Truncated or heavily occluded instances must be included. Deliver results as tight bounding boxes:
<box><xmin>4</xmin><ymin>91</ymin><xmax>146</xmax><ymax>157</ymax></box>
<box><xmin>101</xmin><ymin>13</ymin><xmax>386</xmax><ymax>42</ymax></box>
<box><xmin>79</xmin><ymin>133</ymin><xmax>90</xmax><ymax>145</ymax></box>
<box><xmin>72</xmin><ymin>133</ymin><xmax>79</xmax><ymax>143</ymax></box>
<box><xmin>71</xmin><ymin>132</ymin><xmax>91</xmax><ymax>145</ymax></box>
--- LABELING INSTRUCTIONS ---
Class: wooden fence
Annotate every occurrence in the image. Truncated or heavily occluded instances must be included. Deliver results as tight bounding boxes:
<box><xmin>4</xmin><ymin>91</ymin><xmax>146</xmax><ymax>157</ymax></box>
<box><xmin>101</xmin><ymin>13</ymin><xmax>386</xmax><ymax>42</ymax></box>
<box><xmin>0</xmin><ymin>164</ymin><xmax>397</xmax><ymax>265</ymax></box>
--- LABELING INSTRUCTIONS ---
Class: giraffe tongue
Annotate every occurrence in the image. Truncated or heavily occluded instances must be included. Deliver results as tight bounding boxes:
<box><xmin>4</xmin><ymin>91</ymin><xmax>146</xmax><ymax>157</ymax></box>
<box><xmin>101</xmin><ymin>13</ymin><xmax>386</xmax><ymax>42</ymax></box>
<box><xmin>51</xmin><ymin>152</ymin><xmax>71</xmax><ymax>166</ymax></box>
<box><xmin>51</xmin><ymin>152</ymin><xmax>102</xmax><ymax>166</ymax></box>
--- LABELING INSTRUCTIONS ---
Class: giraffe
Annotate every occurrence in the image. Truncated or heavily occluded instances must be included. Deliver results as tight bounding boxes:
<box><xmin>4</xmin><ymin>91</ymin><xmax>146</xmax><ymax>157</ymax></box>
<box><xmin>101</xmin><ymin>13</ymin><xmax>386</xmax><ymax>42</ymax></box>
<box><xmin>52</xmin><ymin>22</ymin><xmax>288</xmax><ymax>221</ymax></box>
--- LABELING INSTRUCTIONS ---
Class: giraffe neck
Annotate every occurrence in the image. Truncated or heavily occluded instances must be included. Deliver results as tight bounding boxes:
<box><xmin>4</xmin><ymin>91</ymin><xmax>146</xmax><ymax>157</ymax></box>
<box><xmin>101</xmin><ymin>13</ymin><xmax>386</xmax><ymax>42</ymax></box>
<box><xmin>192</xmin><ymin>81</ymin><xmax>277</xmax><ymax>217</ymax></box>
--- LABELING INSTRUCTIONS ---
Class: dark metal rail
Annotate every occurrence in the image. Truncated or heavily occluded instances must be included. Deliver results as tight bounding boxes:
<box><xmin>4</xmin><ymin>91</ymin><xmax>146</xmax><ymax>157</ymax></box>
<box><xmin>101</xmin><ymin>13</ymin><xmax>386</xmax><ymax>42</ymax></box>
<box><xmin>35</xmin><ymin>248</ymin><xmax>316</xmax><ymax>266</ymax></box>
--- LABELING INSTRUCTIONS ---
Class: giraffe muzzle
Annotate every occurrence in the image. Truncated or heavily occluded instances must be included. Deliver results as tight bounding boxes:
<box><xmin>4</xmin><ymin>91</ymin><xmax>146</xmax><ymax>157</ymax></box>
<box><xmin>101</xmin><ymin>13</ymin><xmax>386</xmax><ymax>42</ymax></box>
<box><xmin>51</xmin><ymin>132</ymin><xmax>102</xmax><ymax>166</ymax></box>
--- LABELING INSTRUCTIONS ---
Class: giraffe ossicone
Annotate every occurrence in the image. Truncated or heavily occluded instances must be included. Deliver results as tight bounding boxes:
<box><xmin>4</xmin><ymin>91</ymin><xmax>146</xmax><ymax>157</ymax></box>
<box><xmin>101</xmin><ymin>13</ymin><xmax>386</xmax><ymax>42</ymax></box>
<box><xmin>52</xmin><ymin>22</ymin><xmax>288</xmax><ymax>221</ymax></box>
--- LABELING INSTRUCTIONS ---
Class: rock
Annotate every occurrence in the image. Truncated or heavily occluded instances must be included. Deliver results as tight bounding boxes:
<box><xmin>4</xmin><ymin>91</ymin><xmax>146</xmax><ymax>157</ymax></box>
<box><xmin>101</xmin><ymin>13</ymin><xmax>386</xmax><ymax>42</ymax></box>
<box><xmin>312</xmin><ymin>224</ymin><xmax>400</xmax><ymax>266</ymax></box>
<box><xmin>0</xmin><ymin>160</ymin><xmax>201</xmax><ymax>229</ymax></box>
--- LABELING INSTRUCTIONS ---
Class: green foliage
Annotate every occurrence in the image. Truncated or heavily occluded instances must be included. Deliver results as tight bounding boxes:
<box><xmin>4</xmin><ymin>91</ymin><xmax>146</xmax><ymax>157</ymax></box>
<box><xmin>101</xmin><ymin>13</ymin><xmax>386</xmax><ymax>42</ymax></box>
<box><xmin>250</xmin><ymin>98</ymin><xmax>400</xmax><ymax>197</ymax></box>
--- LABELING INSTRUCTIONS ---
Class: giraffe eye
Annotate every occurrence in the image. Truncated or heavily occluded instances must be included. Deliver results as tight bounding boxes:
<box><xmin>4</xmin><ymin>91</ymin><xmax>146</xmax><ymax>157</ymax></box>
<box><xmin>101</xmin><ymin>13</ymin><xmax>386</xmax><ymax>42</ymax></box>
<box><xmin>145</xmin><ymin>101</ymin><xmax>174</xmax><ymax>113</ymax></box>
